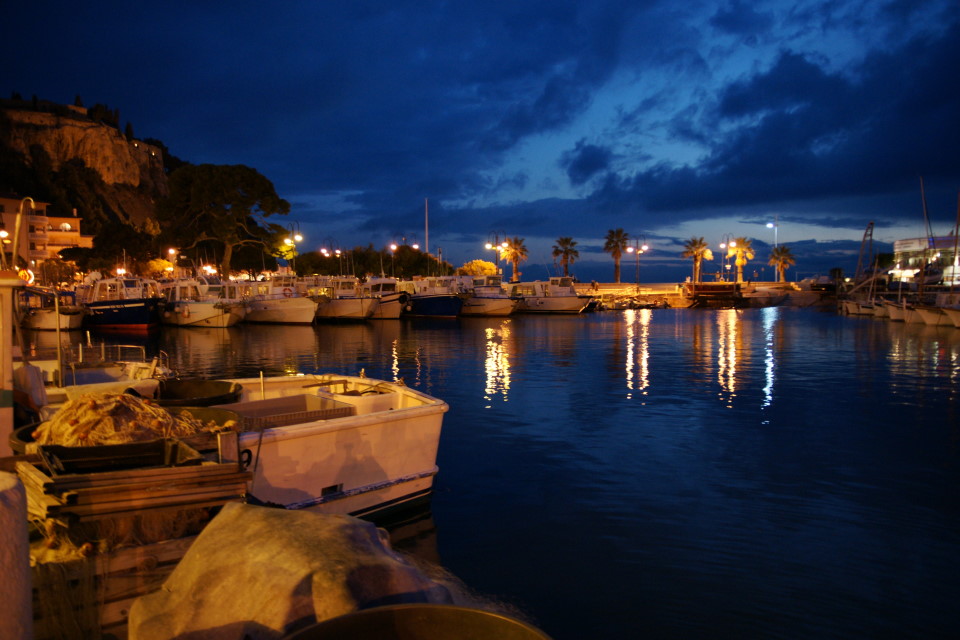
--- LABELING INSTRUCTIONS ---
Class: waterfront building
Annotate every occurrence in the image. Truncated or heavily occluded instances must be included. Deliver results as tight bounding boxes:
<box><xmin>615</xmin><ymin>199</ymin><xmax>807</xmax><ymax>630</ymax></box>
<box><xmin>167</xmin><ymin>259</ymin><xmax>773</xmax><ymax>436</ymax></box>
<box><xmin>0</xmin><ymin>196</ymin><xmax>94</xmax><ymax>277</ymax></box>
<box><xmin>890</xmin><ymin>235</ymin><xmax>959</xmax><ymax>286</ymax></box>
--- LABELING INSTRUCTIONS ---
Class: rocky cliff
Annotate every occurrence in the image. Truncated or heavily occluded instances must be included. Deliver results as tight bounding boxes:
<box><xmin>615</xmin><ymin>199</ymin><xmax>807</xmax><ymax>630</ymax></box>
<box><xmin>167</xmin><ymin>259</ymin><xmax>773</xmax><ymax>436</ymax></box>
<box><xmin>0</xmin><ymin>105</ymin><xmax>168</xmax><ymax>226</ymax></box>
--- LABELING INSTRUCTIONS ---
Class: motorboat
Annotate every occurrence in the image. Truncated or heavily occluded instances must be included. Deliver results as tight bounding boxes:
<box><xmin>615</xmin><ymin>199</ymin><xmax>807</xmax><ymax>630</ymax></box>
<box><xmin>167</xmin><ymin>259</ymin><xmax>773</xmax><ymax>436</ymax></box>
<box><xmin>242</xmin><ymin>275</ymin><xmax>317</xmax><ymax>324</ymax></box>
<box><xmin>454</xmin><ymin>275</ymin><xmax>518</xmax><ymax>317</ymax></box>
<box><xmin>399</xmin><ymin>277</ymin><xmax>464</xmax><ymax>317</ymax></box>
<box><xmin>76</xmin><ymin>273</ymin><xmax>164</xmax><ymax>331</ymax></box>
<box><xmin>510</xmin><ymin>277</ymin><xmax>591</xmax><ymax>314</ymax></box>
<box><xmin>310</xmin><ymin>276</ymin><xmax>378</xmax><ymax>321</ymax></box>
<box><xmin>359</xmin><ymin>277</ymin><xmax>408</xmax><ymax>319</ymax></box>
<box><xmin>15</xmin><ymin>372</ymin><xmax>447</xmax><ymax>521</ymax></box>
<box><xmin>18</xmin><ymin>287</ymin><xmax>85</xmax><ymax>331</ymax></box>
<box><xmin>160</xmin><ymin>276</ymin><xmax>247</xmax><ymax>328</ymax></box>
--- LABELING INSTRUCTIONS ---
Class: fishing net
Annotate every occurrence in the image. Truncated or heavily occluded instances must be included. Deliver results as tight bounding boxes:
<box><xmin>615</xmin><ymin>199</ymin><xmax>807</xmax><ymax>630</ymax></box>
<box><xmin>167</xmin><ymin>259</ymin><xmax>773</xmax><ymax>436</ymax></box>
<box><xmin>30</xmin><ymin>391</ymin><xmax>240</xmax><ymax>557</ymax></box>
<box><xmin>32</xmin><ymin>391</ymin><xmax>239</xmax><ymax>446</ymax></box>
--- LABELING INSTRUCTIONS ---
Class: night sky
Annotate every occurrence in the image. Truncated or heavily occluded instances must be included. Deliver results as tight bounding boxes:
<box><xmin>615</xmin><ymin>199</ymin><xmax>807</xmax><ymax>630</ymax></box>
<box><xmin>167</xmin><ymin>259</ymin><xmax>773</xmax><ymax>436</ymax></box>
<box><xmin>5</xmin><ymin>1</ymin><xmax>960</xmax><ymax>281</ymax></box>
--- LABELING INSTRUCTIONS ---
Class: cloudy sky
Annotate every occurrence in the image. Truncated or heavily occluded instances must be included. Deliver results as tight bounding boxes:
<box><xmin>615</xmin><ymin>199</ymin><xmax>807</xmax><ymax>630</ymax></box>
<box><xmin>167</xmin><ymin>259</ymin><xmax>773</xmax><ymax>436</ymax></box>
<box><xmin>5</xmin><ymin>1</ymin><xmax>960</xmax><ymax>281</ymax></box>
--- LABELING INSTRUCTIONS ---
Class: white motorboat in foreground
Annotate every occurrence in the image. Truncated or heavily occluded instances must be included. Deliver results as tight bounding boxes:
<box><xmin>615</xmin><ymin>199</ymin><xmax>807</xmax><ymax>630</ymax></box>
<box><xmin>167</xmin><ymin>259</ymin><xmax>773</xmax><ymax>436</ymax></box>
<box><xmin>22</xmin><ymin>371</ymin><xmax>447</xmax><ymax>521</ymax></box>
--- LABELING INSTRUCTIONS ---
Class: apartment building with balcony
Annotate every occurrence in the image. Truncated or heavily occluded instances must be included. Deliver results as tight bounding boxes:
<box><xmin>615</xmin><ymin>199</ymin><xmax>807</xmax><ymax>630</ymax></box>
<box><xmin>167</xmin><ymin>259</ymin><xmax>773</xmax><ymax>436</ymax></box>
<box><xmin>0</xmin><ymin>196</ymin><xmax>94</xmax><ymax>271</ymax></box>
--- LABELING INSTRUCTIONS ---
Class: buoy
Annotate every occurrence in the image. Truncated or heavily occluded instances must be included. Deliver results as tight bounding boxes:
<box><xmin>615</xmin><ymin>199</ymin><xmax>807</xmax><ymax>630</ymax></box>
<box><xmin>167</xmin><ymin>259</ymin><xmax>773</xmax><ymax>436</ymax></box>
<box><xmin>282</xmin><ymin>288</ymin><xmax>293</xmax><ymax>298</ymax></box>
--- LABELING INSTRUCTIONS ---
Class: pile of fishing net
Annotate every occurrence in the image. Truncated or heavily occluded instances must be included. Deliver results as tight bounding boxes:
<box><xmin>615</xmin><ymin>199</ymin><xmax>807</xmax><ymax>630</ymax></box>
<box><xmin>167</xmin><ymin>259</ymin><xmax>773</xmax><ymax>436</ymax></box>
<box><xmin>29</xmin><ymin>391</ymin><xmax>242</xmax><ymax>558</ymax></box>
<box><xmin>32</xmin><ymin>391</ymin><xmax>239</xmax><ymax>446</ymax></box>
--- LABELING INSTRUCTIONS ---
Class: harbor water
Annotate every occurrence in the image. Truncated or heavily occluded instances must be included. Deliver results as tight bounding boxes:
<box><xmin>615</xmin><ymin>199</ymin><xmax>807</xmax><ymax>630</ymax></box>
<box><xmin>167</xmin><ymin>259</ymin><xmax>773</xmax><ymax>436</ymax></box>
<box><xmin>32</xmin><ymin>307</ymin><xmax>960</xmax><ymax>639</ymax></box>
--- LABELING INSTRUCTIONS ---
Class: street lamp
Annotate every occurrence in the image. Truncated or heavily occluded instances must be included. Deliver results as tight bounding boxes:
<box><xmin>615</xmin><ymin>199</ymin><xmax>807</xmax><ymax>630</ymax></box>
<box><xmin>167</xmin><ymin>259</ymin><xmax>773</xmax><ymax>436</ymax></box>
<box><xmin>625</xmin><ymin>237</ymin><xmax>649</xmax><ymax>293</ymax></box>
<box><xmin>485</xmin><ymin>231</ymin><xmax>508</xmax><ymax>274</ymax></box>
<box><xmin>389</xmin><ymin>243</ymin><xmax>398</xmax><ymax>277</ymax></box>
<box><xmin>766</xmin><ymin>214</ymin><xmax>778</xmax><ymax>248</ymax></box>
<box><xmin>719</xmin><ymin>235</ymin><xmax>736</xmax><ymax>281</ymax></box>
<box><xmin>284</xmin><ymin>229</ymin><xmax>303</xmax><ymax>273</ymax></box>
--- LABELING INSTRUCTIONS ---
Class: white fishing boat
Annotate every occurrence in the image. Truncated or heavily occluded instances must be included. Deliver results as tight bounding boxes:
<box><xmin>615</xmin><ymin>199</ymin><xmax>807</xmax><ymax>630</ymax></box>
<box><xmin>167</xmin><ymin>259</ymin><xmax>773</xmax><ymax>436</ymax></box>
<box><xmin>18</xmin><ymin>287</ymin><xmax>85</xmax><ymax>331</ymax></box>
<box><xmin>454</xmin><ymin>275</ymin><xmax>518</xmax><ymax>317</ymax></box>
<box><xmin>312</xmin><ymin>276</ymin><xmax>378</xmax><ymax>321</ymax></box>
<box><xmin>160</xmin><ymin>276</ymin><xmax>247</xmax><ymax>328</ymax></box>
<box><xmin>242</xmin><ymin>276</ymin><xmax>317</xmax><ymax>324</ymax></box>
<box><xmin>510</xmin><ymin>277</ymin><xmax>591</xmax><ymax>314</ymax></box>
<box><xmin>17</xmin><ymin>371</ymin><xmax>447</xmax><ymax>521</ymax></box>
<box><xmin>359</xmin><ymin>277</ymin><xmax>408</xmax><ymax>319</ymax></box>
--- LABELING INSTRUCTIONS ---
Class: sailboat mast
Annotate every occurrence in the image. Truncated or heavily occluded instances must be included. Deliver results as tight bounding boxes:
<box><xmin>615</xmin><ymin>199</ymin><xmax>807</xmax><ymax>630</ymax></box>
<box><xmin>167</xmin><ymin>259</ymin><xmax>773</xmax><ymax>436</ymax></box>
<box><xmin>424</xmin><ymin>198</ymin><xmax>429</xmax><ymax>256</ymax></box>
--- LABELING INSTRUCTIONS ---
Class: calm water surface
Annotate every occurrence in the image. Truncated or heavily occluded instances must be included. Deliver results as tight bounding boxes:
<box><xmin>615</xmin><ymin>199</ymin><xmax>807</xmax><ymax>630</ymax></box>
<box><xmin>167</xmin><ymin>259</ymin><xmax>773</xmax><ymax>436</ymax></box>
<box><xmin>42</xmin><ymin>308</ymin><xmax>960</xmax><ymax>639</ymax></box>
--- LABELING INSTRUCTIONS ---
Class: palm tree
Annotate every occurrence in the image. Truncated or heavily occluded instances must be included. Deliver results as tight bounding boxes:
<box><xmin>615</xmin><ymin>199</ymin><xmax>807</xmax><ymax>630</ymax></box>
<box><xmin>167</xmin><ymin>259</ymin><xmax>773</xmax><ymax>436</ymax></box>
<box><xmin>768</xmin><ymin>245</ymin><xmax>796</xmax><ymax>282</ymax></box>
<box><xmin>681</xmin><ymin>237</ymin><xmax>713</xmax><ymax>283</ymax></box>
<box><xmin>552</xmin><ymin>237</ymin><xmax>579</xmax><ymax>277</ymax></box>
<box><xmin>501</xmin><ymin>236</ymin><xmax>528</xmax><ymax>282</ymax></box>
<box><xmin>727</xmin><ymin>237</ymin><xmax>755</xmax><ymax>283</ymax></box>
<box><xmin>603</xmin><ymin>228</ymin><xmax>629</xmax><ymax>283</ymax></box>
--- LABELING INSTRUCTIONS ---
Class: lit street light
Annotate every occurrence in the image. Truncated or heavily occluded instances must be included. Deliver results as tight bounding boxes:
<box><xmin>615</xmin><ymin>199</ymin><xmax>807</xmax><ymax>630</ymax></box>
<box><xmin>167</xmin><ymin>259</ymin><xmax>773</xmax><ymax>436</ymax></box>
<box><xmin>719</xmin><ymin>235</ymin><xmax>736</xmax><ymax>281</ymax></box>
<box><xmin>485</xmin><ymin>231</ymin><xmax>508</xmax><ymax>274</ymax></box>
<box><xmin>766</xmin><ymin>214</ymin><xmax>779</xmax><ymax>248</ymax></box>
<box><xmin>625</xmin><ymin>237</ymin><xmax>649</xmax><ymax>293</ymax></box>
<box><xmin>284</xmin><ymin>229</ymin><xmax>303</xmax><ymax>273</ymax></box>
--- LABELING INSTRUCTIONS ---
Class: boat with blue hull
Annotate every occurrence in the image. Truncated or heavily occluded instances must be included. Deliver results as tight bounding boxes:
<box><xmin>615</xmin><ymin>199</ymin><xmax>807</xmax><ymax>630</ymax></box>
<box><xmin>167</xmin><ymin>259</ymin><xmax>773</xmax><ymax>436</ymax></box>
<box><xmin>400</xmin><ymin>277</ymin><xmax>465</xmax><ymax>317</ymax></box>
<box><xmin>78</xmin><ymin>275</ymin><xmax>164</xmax><ymax>331</ymax></box>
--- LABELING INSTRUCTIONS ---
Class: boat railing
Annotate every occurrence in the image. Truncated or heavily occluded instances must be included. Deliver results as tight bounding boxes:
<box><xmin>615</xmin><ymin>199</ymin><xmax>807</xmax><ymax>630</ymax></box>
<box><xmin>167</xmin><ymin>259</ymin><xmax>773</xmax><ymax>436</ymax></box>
<box><xmin>21</xmin><ymin>343</ymin><xmax>172</xmax><ymax>385</ymax></box>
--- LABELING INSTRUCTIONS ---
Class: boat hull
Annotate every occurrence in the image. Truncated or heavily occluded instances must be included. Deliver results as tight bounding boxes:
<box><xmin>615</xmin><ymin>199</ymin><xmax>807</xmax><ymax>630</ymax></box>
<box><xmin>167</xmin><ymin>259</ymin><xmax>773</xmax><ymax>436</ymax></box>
<box><xmin>245</xmin><ymin>296</ymin><xmax>317</xmax><ymax>324</ymax></box>
<box><xmin>21</xmin><ymin>307</ymin><xmax>86</xmax><ymax>331</ymax></box>
<box><xmin>405</xmin><ymin>294</ymin><xmax>464</xmax><ymax>318</ymax></box>
<box><xmin>516</xmin><ymin>296</ymin><xmax>587</xmax><ymax>314</ymax></box>
<box><xmin>221</xmin><ymin>375</ymin><xmax>447</xmax><ymax>519</ymax></box>
<box><xmin>315</xmin><ymin>297</ymin><xmax>377</xmax><ymax>320</ymax></box>
<box><xmin>162</xmin><ymin>301</ymin><xmax>246</xmax><ymax>328</ymax></box>
<box><xmin>460</xmin><ymin>296</ymin><xmax>518</xmax><ymax>316</ymax></box>
<box><xmin>83</xmin><ymin>298</ymin><xmax>164</xmax><ymax>330</ymax></box>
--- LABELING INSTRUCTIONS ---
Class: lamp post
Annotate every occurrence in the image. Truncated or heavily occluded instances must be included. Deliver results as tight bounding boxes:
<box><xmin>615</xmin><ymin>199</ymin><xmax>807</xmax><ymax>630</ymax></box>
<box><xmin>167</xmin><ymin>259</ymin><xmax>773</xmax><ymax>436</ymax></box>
<box><xmin>625</xmin><ymin>237</ymin><xmax>649</xmax><ymax>293</ymax></box>
<box><xmin>389</xmin><ymin>243</ymin><xmax>397</xmax><ymax>277</ymax></box>
<box><xmin>284</xmin><ymin>228</ymin><xmax>303</xmax><ymax>274</ymax></box>
<box><xmin>485</xmin><ymin>231</ymin><xmax>508</xmax><ymax>275</ymax></box>
<box><xmin>766</xmin><ymin>215</ymin><xmax>778</xmax><ymax>248</ymax></box>
<box><xmin>719</xmin><ymin>235</ymin><xmax>736</xmax><ymax>281</ymax></box>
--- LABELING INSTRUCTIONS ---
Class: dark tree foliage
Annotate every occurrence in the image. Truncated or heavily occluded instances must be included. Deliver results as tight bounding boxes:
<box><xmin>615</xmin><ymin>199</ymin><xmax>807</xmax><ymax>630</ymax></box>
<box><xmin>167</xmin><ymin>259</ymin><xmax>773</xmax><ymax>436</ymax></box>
<box><xmin>125</xmin><ymin>122</ymin><xmax>134</xmax><ymax>140</ymax></box>
<box><xmin>156</xmin><ymin>164</ymin><xmax>290</xmax><ymax>276</ymax></box>
<box><xmin>89</xmin><ymin>220</ymin><xmax>158</xmax><ymax>273</ymax></box>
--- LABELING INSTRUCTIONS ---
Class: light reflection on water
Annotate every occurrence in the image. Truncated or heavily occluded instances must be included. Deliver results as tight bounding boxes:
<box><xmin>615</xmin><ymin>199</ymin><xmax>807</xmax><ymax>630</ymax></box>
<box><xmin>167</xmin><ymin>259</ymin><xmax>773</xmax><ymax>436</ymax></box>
<box><xmin>41</xmin><ymin>308</ymin><xmax>960</xmax><ymax>639</ymax></box>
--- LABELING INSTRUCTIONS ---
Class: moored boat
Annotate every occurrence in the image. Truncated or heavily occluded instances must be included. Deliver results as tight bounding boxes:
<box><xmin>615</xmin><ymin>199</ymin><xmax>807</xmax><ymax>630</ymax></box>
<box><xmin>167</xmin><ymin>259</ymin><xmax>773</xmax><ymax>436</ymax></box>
<box><xmin>77</xmin><ymin>273</ymin><xmax>164</xmax><ymax>331</ymax></box>
<box><xmin>400</xmin><ymin>277</ymin><xmax>464</xmax><ymax>317</ymax></box>
<box><xmin>359</xmin><ymin>276</ymin><xmax>408</xmax><ymax>319</ymax></box>
<box><xmin>456</xmin><ymin>275</ymin><xmax>518</xmax><ymax>317</ymax></box>
<box><xmin>511</xmin><ymin>277</ymin><xmax>591</xmax><ymax>314</ymax></box>
<box><xmin>18</xmin><ymin>287</ymin><xmax>85</xmax><ymax>331</ymax></box>
<box><xmin>242</xmin><ymin>276</ymin><xmax>317</xmax><ymax>324</ymax></box>
<box><xmin>160</xmin><ymin>276</ymin><xmax>247</xmax><ymax>328</ymax></box>
<box><xmin>311</xmin><ymin>276</ymin><xmax>378</xmax><ymax>321</ymax></box>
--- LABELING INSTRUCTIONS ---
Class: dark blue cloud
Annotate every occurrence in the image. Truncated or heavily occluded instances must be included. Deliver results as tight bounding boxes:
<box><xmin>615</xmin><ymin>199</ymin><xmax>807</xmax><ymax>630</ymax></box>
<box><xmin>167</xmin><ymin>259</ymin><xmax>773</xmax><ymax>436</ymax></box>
<box><xmin>562</xmin><ymin>141</ymin><xmax>614</xmax><ymax>185</ymax></box>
